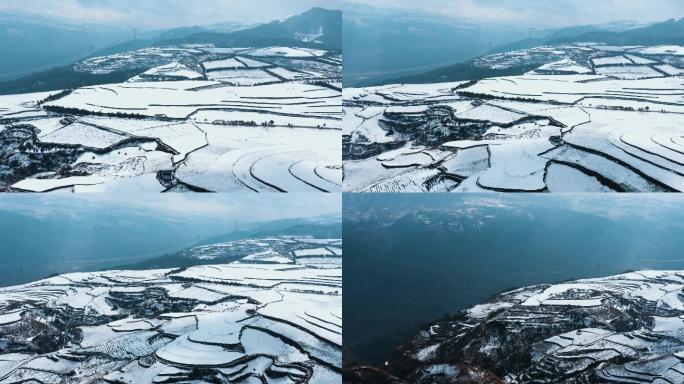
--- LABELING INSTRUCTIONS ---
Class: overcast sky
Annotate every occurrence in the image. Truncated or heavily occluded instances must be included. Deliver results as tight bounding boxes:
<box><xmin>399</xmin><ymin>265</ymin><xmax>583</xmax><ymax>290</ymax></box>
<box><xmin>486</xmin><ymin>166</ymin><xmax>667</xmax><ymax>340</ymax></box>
<box><xmin>0</xmin><ymin>193</ymin><xmax>340</xmax><ymax>223</ymax></box>
<box><xmin>347</xmin><ymin>0</ymin><xmax>684</xmax><ymax>28</ymax></box>
<box><xmin>0</xmin><ymin>0</ymin><xmax>340</xmax><ymax>29</ymax></box>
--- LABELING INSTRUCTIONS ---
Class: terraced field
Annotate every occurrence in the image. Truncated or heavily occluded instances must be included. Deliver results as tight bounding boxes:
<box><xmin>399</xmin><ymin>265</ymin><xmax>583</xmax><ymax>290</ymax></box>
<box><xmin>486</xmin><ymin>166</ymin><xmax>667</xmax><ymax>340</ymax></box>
<box><xmin>343</xmin><ymin>44</ymin><xmax>684</xmax><ymax>192</ymax></box>
<box><xmin>347</xmin><ymin>270</ymin><xmax>684</xmax><ymax>383</ymax></box>
<box><xmin>0</xmin><ymin>45</ymin><xmax>341</xmax><ymax>192</ymax></box>
<box><xmin>0</xmin><ymin>236</ymin><xmax>342</xmax><ymax>383</ymax></box>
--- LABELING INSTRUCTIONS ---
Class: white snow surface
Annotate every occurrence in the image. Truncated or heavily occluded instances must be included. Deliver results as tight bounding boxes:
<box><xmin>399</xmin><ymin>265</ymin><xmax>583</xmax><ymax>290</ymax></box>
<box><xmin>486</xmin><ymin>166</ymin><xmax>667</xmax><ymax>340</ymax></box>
<box><xmin>2</xmin><ymin>44</ymin><xmax>340</xmax><ymax>193</ymax></box>
<box><xmin>343</xmin><ymin>43</ymin><xmax>684</xmax><ymax>193</ymax></box>
<box><xmin>0</xmin><ymin>236</ymin><xmax>342</xmax><ymax>382</ymax></box>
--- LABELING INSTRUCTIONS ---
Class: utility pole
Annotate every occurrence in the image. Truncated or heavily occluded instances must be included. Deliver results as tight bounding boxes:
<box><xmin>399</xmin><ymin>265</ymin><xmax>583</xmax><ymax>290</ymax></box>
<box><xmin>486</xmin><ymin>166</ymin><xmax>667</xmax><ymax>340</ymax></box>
<box><xmin>133</xmin><ymin>28</ymin><xmax>138</xmax><ymax>40</ymax></box>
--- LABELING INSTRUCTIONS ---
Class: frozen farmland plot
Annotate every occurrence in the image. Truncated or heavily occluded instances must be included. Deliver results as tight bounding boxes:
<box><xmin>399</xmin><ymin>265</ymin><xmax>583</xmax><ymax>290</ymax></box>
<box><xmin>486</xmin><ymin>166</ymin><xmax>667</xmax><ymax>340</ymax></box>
<box><xmin>0</xmin><ymin>236</ymin><xmax>342</xmax><ymax>383</ymax></box>
<box><xmin>0</xmin><ymin>45</ymin><xmax>342</xmax><ymax>192</ymax></box>
<box><xmin>343</xmin><ymin>44</ymin><xmax>684</xmax><ymax>192</ymax></box>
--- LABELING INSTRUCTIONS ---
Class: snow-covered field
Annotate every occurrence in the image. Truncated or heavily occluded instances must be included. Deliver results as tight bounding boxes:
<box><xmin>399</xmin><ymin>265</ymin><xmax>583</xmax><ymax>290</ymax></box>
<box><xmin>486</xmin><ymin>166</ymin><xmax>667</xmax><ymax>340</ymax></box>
<box><xmin>0</xmin><ymin>44</ymin><xmax>341</xmax><ymax>192</ymax></box>
<box><xmin>0</xmin><ymin>236</ymin><xmax>342</xmax><ymax>383</ymax></box>
<box><xmin>343</xmin><ymin>44</ymin><xmax>684</xmax><ymax>192</ymax></box>
<box><xmin>384</xmin><ymin>270</ymin><xmax>684</xmax><ymax>383</ymax></box>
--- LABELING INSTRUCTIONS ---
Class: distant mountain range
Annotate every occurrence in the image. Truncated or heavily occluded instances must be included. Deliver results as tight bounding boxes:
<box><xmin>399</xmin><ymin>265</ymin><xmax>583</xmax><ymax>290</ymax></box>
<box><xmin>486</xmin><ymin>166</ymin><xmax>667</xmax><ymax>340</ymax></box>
<box><xmin>0</xmin><ymin>207</ymin><xmax>222</xmax><ymax>286</ymax></box>
<box><xmin>0</xmin><ymin>12</ymin><xmax>253</xmax><ymax>81</ymax></box>
<box><xmin>119</xmin><ymin>214</ymin><xmax>342</xmax><ymax>270</ymax></box>
<box><xmin>342</xmin><ymin>4</ymin><xmax>656</xmax><ymax>87</ymax></box>
<box><xmin>0</xmin><ymin>12</ymin><xmax>128</xmax><ymax>81</ymax></box>
<box><xmin>91</xmin><ymin>7</ymin><xmax>341</xmax><ymax>59</ymax></box>
<box><xmin>343</xmin><ymin>2</ymin><xmax>529</xmax><ymax>86</ymax></box>
<box><xmin>0</xmin><ymin>7</ymin><xmax>341</xmax><ymax>93</ymax></box>
<box><xmin>159</xmin><ymin>7</ymin><xmax>341</xmax><ymax>51</ymax></box>
<box><xmin>553</xmin><ymin>17</ymin><xmax>684</xmax><ymax>46</ymax></box>
<box><xmin>84</xmin><ymin>21</ymin><xmax>255</xmax><ymax>60</ymax></box>
<box><xmin>373</xmin><ymin>17</ymin><xmax>684</xmax><ymax>86</ymax></box>
<box><xmin>0</xmin><ymin>210</ymin><xmax>340</xmax><ymax>286</ymax></box>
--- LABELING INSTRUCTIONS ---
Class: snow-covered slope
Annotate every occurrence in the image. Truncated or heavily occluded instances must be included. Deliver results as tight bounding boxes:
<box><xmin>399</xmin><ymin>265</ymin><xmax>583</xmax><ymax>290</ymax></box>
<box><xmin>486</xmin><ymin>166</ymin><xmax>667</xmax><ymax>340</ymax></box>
<box><xmin>0</xmin><ymin>236</ymin><xmax>342</xmax><ymax>383</ymax></box>
<box><xmin>0</xmin><ymin>44</ymin><xmax>341</xmax><ymax>192</ymax></box>
<box><xmin>347</xmin><ymin>270</ymin><xmax>684</xmax><ymax>383</ymax></box>
<box><xmin>343</xmin><ymin>44</ymin><xmax>684</xmax><ymax>192</ymax></box>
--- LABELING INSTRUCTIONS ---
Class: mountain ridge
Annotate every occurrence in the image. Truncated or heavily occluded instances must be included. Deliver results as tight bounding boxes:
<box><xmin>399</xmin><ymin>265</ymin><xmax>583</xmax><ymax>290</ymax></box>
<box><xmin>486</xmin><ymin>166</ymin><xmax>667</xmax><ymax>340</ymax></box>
<box><xmin>370</xmin><ymin>17</ymin><xmax>684</xmax><ymax>86</ymax></box>
<box><xmin>0</xmin><ymin>7</ymin><xmax>341</xmax><ymax>94</ymax></box>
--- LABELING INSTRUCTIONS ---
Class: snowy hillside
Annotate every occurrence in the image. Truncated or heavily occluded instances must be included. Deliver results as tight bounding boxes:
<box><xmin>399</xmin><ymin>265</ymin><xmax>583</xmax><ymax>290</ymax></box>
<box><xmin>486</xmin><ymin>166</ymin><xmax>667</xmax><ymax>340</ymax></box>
<box><xmin>0</xmin><ymin>236</ymin><xmax>342</xmax><ymax>383</ymax></box>
<box><xmin>0</xmin><ymin>44</ymin><xmax>341</xmax><ymax>192</ymax></box>
<box><xmin>347</xmin><ymin>270</ymin><xmax>684</xmax><ymax>383</ymax></box>
<box><xmin>343</xmin><ymin>43</ymin><xmax>684</xmax><ymax>192</ymax></box>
